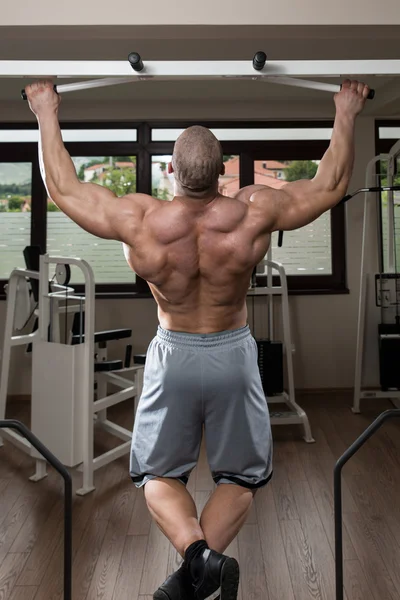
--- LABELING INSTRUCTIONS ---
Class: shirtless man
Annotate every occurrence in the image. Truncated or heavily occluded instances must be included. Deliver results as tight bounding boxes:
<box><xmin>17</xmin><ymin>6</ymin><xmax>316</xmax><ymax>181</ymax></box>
<box><xmin>26</xmin><ymin>79</ymin><xmax>369</xmax><ymax>600</ymax></box>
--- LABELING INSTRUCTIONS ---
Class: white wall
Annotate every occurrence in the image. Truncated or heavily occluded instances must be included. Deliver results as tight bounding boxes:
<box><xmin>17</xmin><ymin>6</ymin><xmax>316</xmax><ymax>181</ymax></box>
<box><xmin>3</xmin><ymin>0</ymin><xmax>400</xmax><ymax>26</ymax></box>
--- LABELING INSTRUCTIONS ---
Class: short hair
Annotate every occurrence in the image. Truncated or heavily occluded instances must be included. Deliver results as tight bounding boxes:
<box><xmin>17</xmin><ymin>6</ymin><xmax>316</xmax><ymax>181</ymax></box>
<box><xmin>172</xmin><ymin>126</ymin><xmax>223</xmax><ymax>194</ymax></box>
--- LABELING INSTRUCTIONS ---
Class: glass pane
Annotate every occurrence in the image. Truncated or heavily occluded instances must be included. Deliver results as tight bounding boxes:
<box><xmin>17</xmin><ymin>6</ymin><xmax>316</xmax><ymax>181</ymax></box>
<box><xmin>152</xmin><ymin>156</ymin><xmax>174</xmax><ymax>201</ymax></box>
<box><xmin>255</xmin><ymin>159</ymin><xmax>332</xmax><ymax>275</ymax></box>
<box><xmin>219</xmin><ymin>155</ymin><xmax>240</xmax><ymax>196</ymax></box>
<box><xmin>151</xmin><ymin>155</ymin><xmax>240</xmax><ymax>200</ymax></box>
<box><xmin>0</xmin><ymin>162</ymin><xmax>31</xmax><ymax>279</ymax></box>
<box><xmin>152</xmin><ymin>128</ymin><xmax>333</xmax><ymax>142</ymax></box>
<box><xmin>379</xmin><ymin>127</ymin><xmax>400</xmax><ymax>140</ymax></box>
<box><xmin>0</xmin><ymin>129</ymin><xmax>137</xmax><ymax>143</ymax></box>
<box><xmin>46</xmin><ymin>156</ymin><xmax>137</xmax><ymax>284</ymax></box>
<box><xmin>381</xmin><ymin>157</ymin><xmax>400</xmax><ymax>272</ymax></box>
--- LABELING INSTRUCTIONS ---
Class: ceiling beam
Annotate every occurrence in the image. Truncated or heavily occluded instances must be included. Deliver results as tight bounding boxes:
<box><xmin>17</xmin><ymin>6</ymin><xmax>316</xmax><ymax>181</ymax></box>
<box><xmin>1</xmin><ymin>59</ymin><xmax>400</xmax><ymax>79</ymax></box>
<box><xmin>364</xmin><ymin>77</ymin><xmax>400</xmax><ymax>115</ymax></box>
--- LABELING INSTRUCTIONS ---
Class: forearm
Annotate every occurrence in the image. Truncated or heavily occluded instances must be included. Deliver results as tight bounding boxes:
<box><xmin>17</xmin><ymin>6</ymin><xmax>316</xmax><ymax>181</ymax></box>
<box><xmin>311</xmin><ymin>110</ymin><xmax>356</xmax><ymax>207</ymax></box>
<box><xmin>37</xmin><ymin>110</ymin><xmax>81</xmax><ymax>207</ymax></box>
<box><xmin>277</xmin><ymin>110</ymin><xmax>356</xmax><ymax>229</ymax></box>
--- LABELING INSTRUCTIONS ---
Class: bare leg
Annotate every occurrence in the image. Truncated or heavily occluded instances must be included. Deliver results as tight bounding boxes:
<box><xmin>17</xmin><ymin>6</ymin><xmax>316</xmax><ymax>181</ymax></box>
<box><xmin>144</xmin><ymin>477</ymin><xmax>205</xmax><ymax>557</ymax></box>
<box><xmin>200</xmin><ymin>484</ymin><xmax>255</xmax><ymax>553</ymax></box>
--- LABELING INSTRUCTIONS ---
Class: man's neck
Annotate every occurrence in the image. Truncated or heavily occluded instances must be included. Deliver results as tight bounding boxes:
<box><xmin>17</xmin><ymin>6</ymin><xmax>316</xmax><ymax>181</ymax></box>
<box><xmin>174</xmin><ymin>184</ymin><xmax>219</xmax><ymax>204</ymax></box>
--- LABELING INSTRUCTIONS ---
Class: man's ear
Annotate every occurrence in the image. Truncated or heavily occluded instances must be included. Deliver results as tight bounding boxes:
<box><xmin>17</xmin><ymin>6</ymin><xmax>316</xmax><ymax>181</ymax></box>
<box><xmin>220</xmin><ymin>164</ymin><xmax>226</xmax><ymax>176</ymax></box>
<box><xmin>168</xmin><ymin>162</ymin><xmax>174</xmax><ymax>174</ymax></box>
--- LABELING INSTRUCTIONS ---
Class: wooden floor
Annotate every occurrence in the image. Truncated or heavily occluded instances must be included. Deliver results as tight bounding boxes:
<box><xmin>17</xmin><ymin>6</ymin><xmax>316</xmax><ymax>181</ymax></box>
<box><xmin>1</xmin><ymin>395</ymin><xmax>400</xmax><ymax>600</ymax></box>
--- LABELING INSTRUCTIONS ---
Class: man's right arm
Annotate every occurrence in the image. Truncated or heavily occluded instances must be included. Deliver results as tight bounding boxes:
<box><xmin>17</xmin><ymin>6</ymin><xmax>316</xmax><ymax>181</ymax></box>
<box><xmin>250</xmin><ymin>80</ymin><xmax>370</xmax><ymax>232</ymax></box>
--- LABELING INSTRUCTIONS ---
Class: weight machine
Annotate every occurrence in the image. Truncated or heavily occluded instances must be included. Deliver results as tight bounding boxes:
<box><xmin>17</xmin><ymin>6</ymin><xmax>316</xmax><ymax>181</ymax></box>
<box><xmin>249</xmin><ymin>243</ymin><xmax>314</xmax><ymax>443</ymax></box>
<box><xmin>0</xmin><ymin>253</ymin><xmax>144</xmax><ymax>494</ymax></box>
<box><xmin>352</xmin><ymin>139</ymin><xmax>400</xmax><ymax>412</ymax></box>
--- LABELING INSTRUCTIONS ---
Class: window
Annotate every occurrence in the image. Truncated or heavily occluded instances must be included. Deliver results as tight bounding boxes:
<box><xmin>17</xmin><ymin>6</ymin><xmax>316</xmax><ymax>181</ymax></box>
<box><xmin>256</xmin><ymin>159</ymin><xmax>331</xmax><ymax>275</ymax></box>
<box><xmin>375</xmin><ymin>121</ymin><xmax>400</xmax><ymax>273</ymax></box>
<box><xmin>0</xmin><ymin>121</ymin><xmax>344</xmax><ymax>297</ymax></box>
<box><xmin>151</xmin><ymin>128</ymin><xmax>333</xmax><ymax>142</ymax></box>
<box><xmin>219</xmin><ymin>156</ymin><xmax>240</xmax><ymax>197</ymax></box>
<box><xmin>0</xmin><ymin>129</ymin><xmax>137</xmax><ymax>143</ymax></box>
<box><xmin>379</xmin><ymin>157</ymin><xmax>400</xmax><ymax>272</ymax></box>
<box><xmin>152</xmin><ymin>156</ymin><xmax>174</xmax><ymax>201</ymax></box>
<box><xmin>0</xmin><ymin>162</ymin><xmax>32</xmax><ymax>279</ymax></box>
<box><xmin>47</xmin><ymin>156</ymin><xmax>137</xmax><ymax>284</ymax></box>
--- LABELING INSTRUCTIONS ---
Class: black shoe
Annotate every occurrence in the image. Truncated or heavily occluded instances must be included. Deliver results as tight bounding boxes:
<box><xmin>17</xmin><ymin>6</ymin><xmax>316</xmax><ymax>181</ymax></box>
<box><xmin>191</xmin><ymin>549</ymin><xmax>239</xmax><ymax>600</ymax></box>
<box><xmin>153</xmin><ymin>564</ymin><xmax>195</xmax><ymax>600</ymax></box>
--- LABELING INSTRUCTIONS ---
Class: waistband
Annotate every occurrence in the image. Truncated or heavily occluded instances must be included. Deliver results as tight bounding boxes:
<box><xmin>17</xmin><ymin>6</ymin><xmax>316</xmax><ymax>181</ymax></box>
<box><xmin>156</xmin><ymin>325</ymin><xmax>252</xmax><ymax>350</ymax></box>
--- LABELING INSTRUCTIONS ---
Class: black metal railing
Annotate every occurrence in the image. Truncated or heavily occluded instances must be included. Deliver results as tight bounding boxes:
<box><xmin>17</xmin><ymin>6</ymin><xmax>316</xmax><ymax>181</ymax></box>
<box><xmin>0</xmin><ymin>420</ymin><xmax>72</xmax><ymax>600</ymax></box>
<box><xmin>334</xmin><ymin>408</ymin><xmax>400</xmax><ymax>600</ymax></box>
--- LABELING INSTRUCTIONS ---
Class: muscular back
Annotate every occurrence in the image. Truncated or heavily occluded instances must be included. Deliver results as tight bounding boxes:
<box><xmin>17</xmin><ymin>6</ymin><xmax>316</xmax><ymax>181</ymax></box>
<box><xmin>125</xmin><ymin>190</ymin><xmax>271</xmax><ymax>333</ymax></box>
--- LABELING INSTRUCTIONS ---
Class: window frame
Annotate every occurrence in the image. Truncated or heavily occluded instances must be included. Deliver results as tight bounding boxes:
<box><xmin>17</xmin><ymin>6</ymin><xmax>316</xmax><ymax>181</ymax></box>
<box><xmin>0</xmin><ymin>119</ymin><xmax>346</xmax><ymax>299</ymax></box>
<box><xmin>375</xmin><ymin>120</ymin><xmax>400</xmax><ymax>154</ymax></box>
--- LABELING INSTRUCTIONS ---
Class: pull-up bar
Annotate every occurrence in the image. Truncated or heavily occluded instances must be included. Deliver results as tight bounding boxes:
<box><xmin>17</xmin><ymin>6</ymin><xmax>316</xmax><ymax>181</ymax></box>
<box><xmin>3</xmin><ymin>51</ymin><xmax>389</xmax><ymax>100</ymax></box>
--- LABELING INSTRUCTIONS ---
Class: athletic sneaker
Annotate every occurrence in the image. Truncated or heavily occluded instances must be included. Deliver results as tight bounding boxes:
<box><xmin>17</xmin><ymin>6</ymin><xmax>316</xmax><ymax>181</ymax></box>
<box><xmin>191</xmin><ymin>549</ymin><xmax>239</xmax><ymax>600</ymax></box>
<box><xmin>153</xmin><ymin>564</ymin><xmax>195</xmax><ymax>600</ymax></box>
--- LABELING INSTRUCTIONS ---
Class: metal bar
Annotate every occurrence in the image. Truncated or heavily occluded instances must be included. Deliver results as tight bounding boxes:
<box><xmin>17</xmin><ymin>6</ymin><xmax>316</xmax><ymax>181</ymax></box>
<box><xmin>334</xmin><ymin>409</ymin><xmax>400</xmax><ymax>600</ymax></box>
<box><xmin>263</xmin><ymin>76</ymin><xmax>342</xmax><ymax>94</ymax></box>
<box><xmin>352</xmin><ymin>155</ymin><xmax>386</xmax><ymax>414</ymax></box>
<box><xmin>44</xmin><ymin>255</ymin><xmax>95</xmax><ymax>496</ymax></box>
<box><xmin>92</xmin><ymin>440</ymin><xmax>131</xmax><ymax>470</ymax></box>
<box><xmin>53</xmin><ymin>76</ymin><xmax>139</xmax><ymax>94</ymax></box>
<box><xmin>247</xmin><ymin>287</ymin><xmax>283</xmax><ymax>296</ymax></box>
<box><xmin>101</xmin><ymin>372</ymin><xmax>136</xmax><ymax>389</ymax></box>
<box><xmin>0</xmin><ymin>419</ymin><xmax>72</xmax><ymax>600</ymax></box>
<box><xmin>100</xmin><ymin>419</ymin><xmax>132</xmax><ymax>442</ymax></box>
<box><xmin>361</xmin><ymin>390</ymin><xmax>400</xmax><ymax>398</ymax></box>
<box><xmin>53</xmin><ymin>75</ymin><xmax>341</xmax><ymax>97</ymax></box>
<box><xmin>387</xmin><ymin>157</ymin><xmax>396</xmax><ymax>273</ymax></box>
<box><xmin>0</xmin><ymin>427</ymin><xmax>32</xmax><ymax>452</ymax></box>
<box><xmin>10</xmin><ymin>332</ymin><xmax>38</xmax><ymax>345</ymax></box>
<box><xmin>2</xmin><ymin>58</ymin><xmax>400</xmax><ymax>78</ymax></box>
<box><xmin>94</xmin><ymin>385</ymin><xmax>137</xmax><ymax>412</ymax></box>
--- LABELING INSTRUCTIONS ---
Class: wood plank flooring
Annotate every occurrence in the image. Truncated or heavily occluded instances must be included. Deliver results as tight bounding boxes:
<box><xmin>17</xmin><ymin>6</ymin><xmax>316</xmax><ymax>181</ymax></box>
<box><xmin>1</xmin><ymin>395</ymin><xmax>400</xmax><ymax>599</ymax></box>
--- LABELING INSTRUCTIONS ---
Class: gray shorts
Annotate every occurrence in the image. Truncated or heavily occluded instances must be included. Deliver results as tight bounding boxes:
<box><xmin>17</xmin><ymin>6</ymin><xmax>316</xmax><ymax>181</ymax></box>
<box><xmin>130</xmin><ymin>325</ymin><xmax>273</xmax><ymax>489</ymax></box>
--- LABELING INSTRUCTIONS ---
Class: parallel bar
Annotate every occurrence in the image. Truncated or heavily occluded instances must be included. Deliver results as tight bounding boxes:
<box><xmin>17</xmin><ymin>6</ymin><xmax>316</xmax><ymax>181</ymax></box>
<box><xmin>2</xmin><ymin>59</ymin><xmax>400</xmax><ymax>78</ymax></box>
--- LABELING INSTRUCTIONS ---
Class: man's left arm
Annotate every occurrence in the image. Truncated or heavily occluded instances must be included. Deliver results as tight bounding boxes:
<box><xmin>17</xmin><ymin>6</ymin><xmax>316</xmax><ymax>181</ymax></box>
<box><xmin>26</xmin><ymin>81</ymin><xmax>150</xmax><ymax>241</ymax></box>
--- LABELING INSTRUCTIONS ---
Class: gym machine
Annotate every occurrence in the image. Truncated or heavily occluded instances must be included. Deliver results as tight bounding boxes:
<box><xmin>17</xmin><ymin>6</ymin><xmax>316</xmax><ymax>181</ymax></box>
<box><xmin>352</xmin><ymin>139</ymin><xmax>400</xmax><ymax>412</ymax></box>
<box><xmin>0</xmin><ymin>252</ymin><xmax>144</xmax><ymax>495</ymax></box>
<box><xmin>249</xmin><ymin>243</ymin><xmax>315</xmax><ymax>443</ymax></box>
<box><xmin>277</xmin><ymin>143</ymin><xmax>400</xmax><ymax>413</ymax></box>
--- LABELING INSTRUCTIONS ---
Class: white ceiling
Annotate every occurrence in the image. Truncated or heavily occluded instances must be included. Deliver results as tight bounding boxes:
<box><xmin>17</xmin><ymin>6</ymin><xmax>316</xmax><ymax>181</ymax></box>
<box><xmin>0</xmin><ymin>25</ymin><xmax>399</xmax><ymax>116</ymax></box>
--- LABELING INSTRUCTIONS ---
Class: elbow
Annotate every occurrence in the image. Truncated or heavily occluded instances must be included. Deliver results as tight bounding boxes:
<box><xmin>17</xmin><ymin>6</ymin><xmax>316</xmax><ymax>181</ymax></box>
<box><xmin>312</xmin><ymin>170</ymin><xmax>350</xmax><ymax>198</ymax></box>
